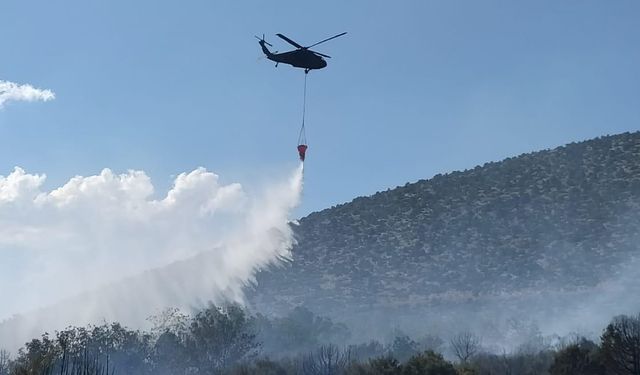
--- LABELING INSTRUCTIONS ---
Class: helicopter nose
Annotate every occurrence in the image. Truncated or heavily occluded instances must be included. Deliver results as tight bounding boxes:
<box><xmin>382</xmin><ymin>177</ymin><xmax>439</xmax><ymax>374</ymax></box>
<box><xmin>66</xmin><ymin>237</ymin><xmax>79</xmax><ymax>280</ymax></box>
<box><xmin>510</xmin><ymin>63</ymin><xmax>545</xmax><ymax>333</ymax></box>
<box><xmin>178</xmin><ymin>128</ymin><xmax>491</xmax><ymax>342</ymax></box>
<box><xmin>320</xmin><ymin>59</ymin><xmax>327</xmax><ymax>68</ymax></box>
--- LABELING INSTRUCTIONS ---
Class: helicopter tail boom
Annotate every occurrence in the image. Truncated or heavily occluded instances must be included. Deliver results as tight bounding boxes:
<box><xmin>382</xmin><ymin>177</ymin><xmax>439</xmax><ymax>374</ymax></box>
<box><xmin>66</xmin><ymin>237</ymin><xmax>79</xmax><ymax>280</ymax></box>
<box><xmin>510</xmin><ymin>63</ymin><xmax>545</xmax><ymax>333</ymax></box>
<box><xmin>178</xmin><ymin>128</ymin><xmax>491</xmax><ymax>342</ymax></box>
<box><xmin>259</xmin><ymin>40</ymin><xmax>274</xmax><ymax>58</ymax></box>
<box><xmin>255</xmin><ymin>35</ymin><xmax>275</xmax><ymax>59</ymax></box>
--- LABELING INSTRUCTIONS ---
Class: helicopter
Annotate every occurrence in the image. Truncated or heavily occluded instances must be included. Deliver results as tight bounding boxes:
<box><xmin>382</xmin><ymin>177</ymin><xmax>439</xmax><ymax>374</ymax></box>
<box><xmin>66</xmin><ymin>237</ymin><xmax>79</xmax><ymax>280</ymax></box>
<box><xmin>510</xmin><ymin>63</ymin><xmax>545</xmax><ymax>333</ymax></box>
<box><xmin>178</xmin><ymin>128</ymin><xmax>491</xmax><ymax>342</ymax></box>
<box><xmin>256</xmin><ymin>32</ymin><xmax>347</xmax><ymax>74</ymax></box>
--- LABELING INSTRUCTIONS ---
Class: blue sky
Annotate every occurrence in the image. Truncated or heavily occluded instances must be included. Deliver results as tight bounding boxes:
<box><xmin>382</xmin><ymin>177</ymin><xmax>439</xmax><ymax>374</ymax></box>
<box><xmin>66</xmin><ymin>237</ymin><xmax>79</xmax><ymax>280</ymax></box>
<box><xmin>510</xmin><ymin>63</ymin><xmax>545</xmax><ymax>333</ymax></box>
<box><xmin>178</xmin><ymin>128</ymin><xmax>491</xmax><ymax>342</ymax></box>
<box><xmin>1</xmin><ymin>0</ymin><xmax>639</xmax><ymax>216</ymax></box>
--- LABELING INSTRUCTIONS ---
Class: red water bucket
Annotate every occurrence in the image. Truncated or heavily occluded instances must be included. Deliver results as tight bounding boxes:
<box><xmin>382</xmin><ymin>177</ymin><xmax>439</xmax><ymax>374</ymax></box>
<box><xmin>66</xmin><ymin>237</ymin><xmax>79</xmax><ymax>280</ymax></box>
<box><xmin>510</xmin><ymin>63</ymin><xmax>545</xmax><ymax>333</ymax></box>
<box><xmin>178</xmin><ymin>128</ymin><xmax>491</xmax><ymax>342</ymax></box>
<box><xmin>297</xmin><ymin>144</ymin><xmax>308</xmax><ymax>161</ymax></box>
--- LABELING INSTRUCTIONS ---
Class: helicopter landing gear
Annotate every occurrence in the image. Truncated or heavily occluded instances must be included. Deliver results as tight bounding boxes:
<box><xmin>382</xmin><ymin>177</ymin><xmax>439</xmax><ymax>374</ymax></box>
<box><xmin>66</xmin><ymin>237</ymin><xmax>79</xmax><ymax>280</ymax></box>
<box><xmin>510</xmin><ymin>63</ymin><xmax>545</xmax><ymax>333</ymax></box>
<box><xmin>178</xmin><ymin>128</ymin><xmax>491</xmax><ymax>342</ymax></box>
<box><xmin>304</xmin><ymin>68</ymin><xmax>310</xmax><ymax>74</ymax></box>
<box><xmin>275</xmin><ymin>62</ymin><xmax>279</xmax><ymax>67</ymax></box>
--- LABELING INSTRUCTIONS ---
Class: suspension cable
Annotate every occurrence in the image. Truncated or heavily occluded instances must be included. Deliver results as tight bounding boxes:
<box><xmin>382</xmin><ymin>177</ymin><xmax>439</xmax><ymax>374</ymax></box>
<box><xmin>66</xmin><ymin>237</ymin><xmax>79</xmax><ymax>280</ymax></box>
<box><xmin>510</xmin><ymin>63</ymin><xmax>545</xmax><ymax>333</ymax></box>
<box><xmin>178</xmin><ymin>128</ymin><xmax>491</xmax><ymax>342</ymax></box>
<box><xmin>298</xmin><ymin>73</ymin><xmax>308</xmax><ymax>145</ymax></box>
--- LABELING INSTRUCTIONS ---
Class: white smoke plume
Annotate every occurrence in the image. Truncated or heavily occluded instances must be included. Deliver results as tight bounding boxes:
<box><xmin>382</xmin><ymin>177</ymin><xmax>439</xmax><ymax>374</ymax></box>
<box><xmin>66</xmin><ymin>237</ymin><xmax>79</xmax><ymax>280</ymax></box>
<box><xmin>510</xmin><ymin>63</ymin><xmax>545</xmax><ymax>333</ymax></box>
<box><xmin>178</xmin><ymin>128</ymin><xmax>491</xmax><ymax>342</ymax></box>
<box><xmin>0</xmin><ymin>80</ymin><xmax>55</xmax><ymax>107</ymax></box>
<box><xmin>0</xmin><ymin>164</ymin><xmax>304</xmax><ymax>350</ymax></box>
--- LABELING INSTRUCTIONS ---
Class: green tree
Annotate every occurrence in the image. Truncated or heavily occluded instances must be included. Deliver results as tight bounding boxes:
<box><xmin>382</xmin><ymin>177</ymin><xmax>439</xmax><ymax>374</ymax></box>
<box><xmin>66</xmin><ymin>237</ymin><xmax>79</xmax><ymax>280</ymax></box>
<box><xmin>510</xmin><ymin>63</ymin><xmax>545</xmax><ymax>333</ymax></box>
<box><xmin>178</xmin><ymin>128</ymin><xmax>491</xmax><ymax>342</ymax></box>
<box><xmin>11</xmin><ymin>334</ymin><xmax>59</xmax><ymax>374</ymax></box>
<box><xmin>402</xmin><ymin>351</ymin><xmax>457</xmax><ymax>375</ymax></box>
<box><xmin>368</xmin><ymin>356</ymin><xmax>402</xmax><ymax>374</ymax></box>
<box><xmin>56</xmin><ymin>323</ymin><xmax>151</xmax><ymax>374</ymax></box>
<box><xmin>549</xmin><ymin>339</ymin><xmax>604</xmax><ymax>375</ymax></box>
<box><xmin>153</xmin><ymin>331</ymin><xmax>187</xmax><ymax>374</ymax></box>
<box><xmin>10</xmin><ymin>329</ymin><xmax>116</xmax><ymax>375</ymax></box>
<box><xmin>601</xmin><ymin>314</ymin><xmax>640</xmax><ymax>375</ymax></box>
<box><xmin>186</xmin><ymin>304</ymin><xmax>260</xmax><ymax>373</ymax></box>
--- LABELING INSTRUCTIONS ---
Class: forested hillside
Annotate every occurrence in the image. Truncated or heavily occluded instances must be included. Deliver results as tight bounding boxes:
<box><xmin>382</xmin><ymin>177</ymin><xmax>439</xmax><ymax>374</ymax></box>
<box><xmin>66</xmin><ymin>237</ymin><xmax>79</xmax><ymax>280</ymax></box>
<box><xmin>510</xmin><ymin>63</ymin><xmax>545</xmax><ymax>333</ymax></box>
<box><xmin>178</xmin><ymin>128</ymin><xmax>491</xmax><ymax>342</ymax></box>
<box><xmin>250</xmin><ymin>132</ymin><xmax>640</xmax><ymax>315</ymax></box>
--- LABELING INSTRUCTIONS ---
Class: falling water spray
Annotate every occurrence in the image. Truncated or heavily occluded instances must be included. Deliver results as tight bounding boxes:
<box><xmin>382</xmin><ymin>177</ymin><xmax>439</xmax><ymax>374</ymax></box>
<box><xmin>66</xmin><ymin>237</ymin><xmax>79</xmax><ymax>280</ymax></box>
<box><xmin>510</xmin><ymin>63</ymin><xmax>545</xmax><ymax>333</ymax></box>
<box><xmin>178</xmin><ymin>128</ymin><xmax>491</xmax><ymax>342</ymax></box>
<box><xmin>0</xmin><ymin>164</ymin><xmax>305</xmax><ymax>351</ymax></box>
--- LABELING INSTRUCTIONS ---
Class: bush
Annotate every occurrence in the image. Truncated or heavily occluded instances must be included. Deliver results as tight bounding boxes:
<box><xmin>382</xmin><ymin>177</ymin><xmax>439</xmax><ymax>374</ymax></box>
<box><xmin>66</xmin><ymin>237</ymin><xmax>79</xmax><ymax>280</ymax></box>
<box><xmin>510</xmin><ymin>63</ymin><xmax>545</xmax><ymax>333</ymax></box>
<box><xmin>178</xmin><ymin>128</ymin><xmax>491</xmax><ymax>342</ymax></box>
<box><xmin>402</xmin><ymin>350</ymin><xmax>456</xmax><ymax>375</ymax></box>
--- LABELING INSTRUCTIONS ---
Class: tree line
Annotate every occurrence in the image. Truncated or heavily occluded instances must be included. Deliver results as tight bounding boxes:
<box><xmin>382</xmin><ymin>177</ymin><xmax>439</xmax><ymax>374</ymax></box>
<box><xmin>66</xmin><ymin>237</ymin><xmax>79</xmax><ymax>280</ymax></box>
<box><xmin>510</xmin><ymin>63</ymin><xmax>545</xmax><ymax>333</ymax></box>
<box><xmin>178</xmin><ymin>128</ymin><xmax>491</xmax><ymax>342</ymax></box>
<box><xmin>1</xmin><ymin>305</ymin><xmax>640</xmax><ymax>375</ymax></box>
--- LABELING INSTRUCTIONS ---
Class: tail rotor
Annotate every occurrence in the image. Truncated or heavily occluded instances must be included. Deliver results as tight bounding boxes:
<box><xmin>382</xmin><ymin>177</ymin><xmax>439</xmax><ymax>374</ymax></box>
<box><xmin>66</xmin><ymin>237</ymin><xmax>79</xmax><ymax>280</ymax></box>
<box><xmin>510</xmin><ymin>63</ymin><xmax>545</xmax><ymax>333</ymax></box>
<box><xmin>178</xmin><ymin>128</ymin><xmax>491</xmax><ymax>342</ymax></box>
<box><xmin>254</xmin><ymin>34</ymin><xmax>273</xmax><ymax>47</ymax></box>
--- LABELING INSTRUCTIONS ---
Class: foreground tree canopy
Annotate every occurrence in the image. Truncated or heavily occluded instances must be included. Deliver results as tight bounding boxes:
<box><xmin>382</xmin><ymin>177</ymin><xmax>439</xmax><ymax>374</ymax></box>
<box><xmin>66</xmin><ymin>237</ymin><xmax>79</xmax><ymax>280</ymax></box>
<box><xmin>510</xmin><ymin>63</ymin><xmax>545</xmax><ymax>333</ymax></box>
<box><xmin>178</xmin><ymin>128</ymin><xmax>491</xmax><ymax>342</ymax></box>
<box><xmin>2</xmin><ymin>306</ymin><xmax>640</xmax><ymax>375</ymax></box>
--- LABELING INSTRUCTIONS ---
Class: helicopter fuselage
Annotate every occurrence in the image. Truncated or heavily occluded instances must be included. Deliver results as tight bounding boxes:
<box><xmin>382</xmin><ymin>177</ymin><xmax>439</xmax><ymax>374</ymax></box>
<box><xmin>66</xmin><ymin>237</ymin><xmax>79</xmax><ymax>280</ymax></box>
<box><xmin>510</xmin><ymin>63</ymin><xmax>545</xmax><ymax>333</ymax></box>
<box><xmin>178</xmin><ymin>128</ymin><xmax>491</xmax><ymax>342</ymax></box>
<box><xmin>260</xmin><ymin>41</ymin><xmax>327</xmax><ymax>71</ymax></box>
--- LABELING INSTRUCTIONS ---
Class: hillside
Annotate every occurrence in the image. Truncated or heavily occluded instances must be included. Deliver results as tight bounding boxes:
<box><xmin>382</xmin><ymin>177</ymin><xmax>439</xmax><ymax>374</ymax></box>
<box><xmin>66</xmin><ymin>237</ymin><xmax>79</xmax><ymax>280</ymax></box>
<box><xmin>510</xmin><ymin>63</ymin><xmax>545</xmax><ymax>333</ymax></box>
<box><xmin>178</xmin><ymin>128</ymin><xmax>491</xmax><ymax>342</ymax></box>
<box><xmin>248</xmin><ymin>132</ymin><xmax>640</xmax><ymax>317</ymax></box>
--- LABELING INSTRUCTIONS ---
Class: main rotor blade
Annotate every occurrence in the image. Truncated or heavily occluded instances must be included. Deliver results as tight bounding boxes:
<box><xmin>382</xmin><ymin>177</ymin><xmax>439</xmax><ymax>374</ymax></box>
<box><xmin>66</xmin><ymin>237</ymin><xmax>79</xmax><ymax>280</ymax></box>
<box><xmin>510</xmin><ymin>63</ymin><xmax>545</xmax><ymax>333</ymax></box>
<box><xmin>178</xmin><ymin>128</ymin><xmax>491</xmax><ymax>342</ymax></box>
<box><xmin>254</xmin><ymin>35</ymin><xmax>272</xmax><ymax>46</ymax></box>
<box><xmin>307</xmin><ymin>32</ymin><xmax>347</xmax><ymax>48</ymax></box>
<box><xmin>276</xmin><ymin>33</ymin><xmax>304</xmax><ymax>49</ymax></box>
<box><xmin>310</xmin><ymin>50</ymin><xmax>331</xmax><ymax>58</ymax></box>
